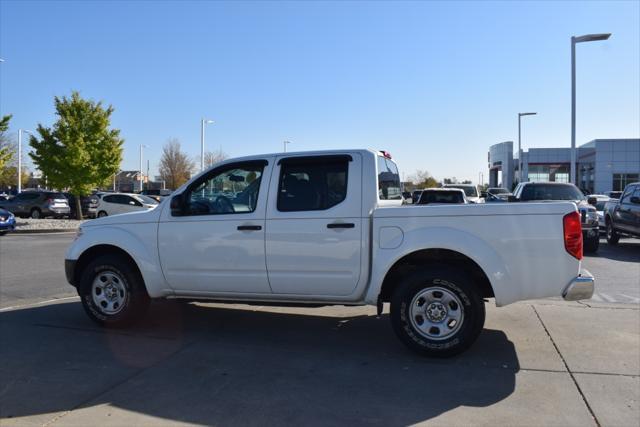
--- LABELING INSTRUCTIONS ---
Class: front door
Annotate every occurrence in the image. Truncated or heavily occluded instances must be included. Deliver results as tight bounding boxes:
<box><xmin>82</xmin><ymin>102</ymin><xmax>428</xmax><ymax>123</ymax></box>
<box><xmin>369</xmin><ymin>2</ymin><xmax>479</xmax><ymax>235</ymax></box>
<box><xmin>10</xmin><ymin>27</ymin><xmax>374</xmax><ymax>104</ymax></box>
<box><xmin>158</xmin><ymin>159</ymin><xmax>272</xmax><ymax>294</ymax></box>
<box><xmin>265</xmin><ymin>154</ymin><xmax>363</xmax><ymax>296</ymax></box>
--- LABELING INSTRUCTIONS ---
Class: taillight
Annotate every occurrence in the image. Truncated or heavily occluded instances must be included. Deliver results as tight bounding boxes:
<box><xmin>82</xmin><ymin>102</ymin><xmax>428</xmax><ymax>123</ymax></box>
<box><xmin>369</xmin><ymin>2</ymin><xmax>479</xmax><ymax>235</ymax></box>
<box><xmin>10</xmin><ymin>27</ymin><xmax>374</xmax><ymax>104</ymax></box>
<box><xmin>46</xmin><ymin>198</ymin><xmax>54</xmax><ymax>204</ymax></box>
<box><xmin>563</xmin><ymin>211</ymin><xmax>583</xmax><ymax>260</ymax></box>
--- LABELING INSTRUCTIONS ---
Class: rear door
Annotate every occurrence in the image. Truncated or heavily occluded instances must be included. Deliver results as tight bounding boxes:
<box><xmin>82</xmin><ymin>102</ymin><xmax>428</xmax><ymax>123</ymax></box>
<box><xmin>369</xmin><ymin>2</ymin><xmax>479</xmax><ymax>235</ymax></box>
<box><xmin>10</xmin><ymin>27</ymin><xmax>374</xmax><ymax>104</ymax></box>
<box><xmin>265</xmin><ymin>154</ymin><xmax>362</xmax><ymax>296</ymax></box>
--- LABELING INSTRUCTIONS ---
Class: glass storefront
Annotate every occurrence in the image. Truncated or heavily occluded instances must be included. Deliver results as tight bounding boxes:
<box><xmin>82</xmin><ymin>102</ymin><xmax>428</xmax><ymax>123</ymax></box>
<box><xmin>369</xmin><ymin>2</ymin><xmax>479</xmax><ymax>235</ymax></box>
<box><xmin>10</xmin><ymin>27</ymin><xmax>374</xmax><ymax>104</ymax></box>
<box><xmin>528</xmin><ymin>164</ymin><xmax>570</xmax><ymax>183</ymax></box>
<box><xmin>613</xmin><ymin>174</ymin><xmax>639</xmax><ymax>191</ymax></box>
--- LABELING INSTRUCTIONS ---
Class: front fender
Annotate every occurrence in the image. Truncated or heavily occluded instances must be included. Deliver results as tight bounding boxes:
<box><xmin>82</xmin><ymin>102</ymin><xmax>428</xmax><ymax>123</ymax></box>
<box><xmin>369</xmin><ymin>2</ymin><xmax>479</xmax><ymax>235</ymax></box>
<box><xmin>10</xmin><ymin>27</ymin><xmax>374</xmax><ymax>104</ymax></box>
<box><xmin>66</xmin><ymin>224</ymin><xmax>170</xmax><ymax>298</ymax></box>
<box><xmin>365</xmin><ymin>226</ymin><xmax>514</xmax><ymax>306</ymax></box>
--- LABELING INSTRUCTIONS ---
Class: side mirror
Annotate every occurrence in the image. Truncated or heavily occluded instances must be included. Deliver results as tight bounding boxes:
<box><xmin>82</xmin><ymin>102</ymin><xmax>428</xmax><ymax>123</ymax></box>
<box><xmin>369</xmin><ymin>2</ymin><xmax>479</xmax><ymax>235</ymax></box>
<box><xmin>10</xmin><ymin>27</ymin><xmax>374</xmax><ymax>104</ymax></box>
<box><xmin>507</xmin><ymin>195</ymin><xmax>518</xmax><ymax>203</ymax></box>
<box><xmin>630</xmin><ymin>196</ymin><xmax>640</xmax><ymax>204</ymax></box>
<box><xmin>170</xmin><ymin>194</ymin><xmax>184</xmax><ymax>216</ymax></box>
<box><xmin>587</xmin><ymin>196</ymin><xmax>597</xmax><ymax>206</ymax></box>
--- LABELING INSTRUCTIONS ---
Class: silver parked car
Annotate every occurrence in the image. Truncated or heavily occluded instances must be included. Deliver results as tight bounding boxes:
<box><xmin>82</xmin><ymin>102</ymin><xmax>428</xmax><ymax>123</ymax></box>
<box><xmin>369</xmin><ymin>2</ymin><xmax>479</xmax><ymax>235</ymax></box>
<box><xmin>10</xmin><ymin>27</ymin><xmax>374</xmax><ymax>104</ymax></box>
<box><xmin>0</xmin><ymin>191</ymin><xmax>71</xmax><ymax>218</ymax></box>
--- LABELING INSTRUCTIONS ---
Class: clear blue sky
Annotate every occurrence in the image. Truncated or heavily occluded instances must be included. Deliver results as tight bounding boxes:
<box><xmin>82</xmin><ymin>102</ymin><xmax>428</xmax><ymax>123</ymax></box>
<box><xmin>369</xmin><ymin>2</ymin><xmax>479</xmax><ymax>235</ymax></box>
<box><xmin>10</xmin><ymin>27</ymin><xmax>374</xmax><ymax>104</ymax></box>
<box><xmin>1</xmin><ymin>0</ymin><xmax>638</xmax><ymax>183</ymax></box>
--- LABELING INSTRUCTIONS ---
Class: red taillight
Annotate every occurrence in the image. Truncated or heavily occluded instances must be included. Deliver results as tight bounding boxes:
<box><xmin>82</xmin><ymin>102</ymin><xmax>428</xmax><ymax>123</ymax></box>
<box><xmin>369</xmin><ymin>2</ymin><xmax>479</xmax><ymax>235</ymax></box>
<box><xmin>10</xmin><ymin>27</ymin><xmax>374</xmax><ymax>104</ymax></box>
<box><xmin>46</xmin><ymin>198</ymin><xmax>54</xmax><ymax>204</ymax></box>
<box><xmin>563</xmin><ymin>211</ymin><xmax>583</xmax><ymax>260</ymax></box>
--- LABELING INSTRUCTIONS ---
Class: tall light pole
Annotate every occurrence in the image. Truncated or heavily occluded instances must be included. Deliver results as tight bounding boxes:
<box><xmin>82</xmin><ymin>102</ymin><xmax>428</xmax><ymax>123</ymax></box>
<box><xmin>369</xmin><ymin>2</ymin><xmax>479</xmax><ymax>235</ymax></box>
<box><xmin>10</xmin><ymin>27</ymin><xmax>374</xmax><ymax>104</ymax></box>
<box><xmin>283</xmin><ymin>140</ymin><xmax>291</xmax><ymax>152</ymax></box>
<box><xmin>17</xmin><ymin>129</ymin><xmax>34</xmax><ymax>193</ymax></box>
<box><xmin>139</xmin><ymin>144</ymin><xmax>148</xmax><ymax>192</ymax></box>
<box><xmin>518</xmin><ymin>112</ymin><xmax>537</xmax><ymax>183</ymax></box>
<box><xmin>571</xmin><ymin>33</ymin><xmax>611</xmax><ymax>184</ymax></box>
<box><xmin>200</xmin><ymin>119</ymin><xmax>214</xmax><ymax>171</ymax></box>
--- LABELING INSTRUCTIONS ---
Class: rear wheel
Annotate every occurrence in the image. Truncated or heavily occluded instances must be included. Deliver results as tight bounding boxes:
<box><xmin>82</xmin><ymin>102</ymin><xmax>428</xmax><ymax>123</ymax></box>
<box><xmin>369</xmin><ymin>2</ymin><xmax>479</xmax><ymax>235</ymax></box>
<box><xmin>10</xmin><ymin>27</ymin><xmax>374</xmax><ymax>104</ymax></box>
<box><xmin>606</xmin><ymin>220</ymin><xmax>620</xmax><ymax>245</ymax></box>
<box><xmin>30</xmin><ymin>208</ymin><xmax>41</xmax><ymax>219</ymax></box>
<box><xmin>584</xmin><ymin>234</ymin><xmax>599</xmax><ymax>253</ymax></box>
<box><xmin>97</xmin><ymin>211</ymin><xmax>108</xmax><ymax>218</ymax></box>
<box><xmin>78</xmin><ymin>254</ymin><xmax>150</xmax><ymax>327</ymax></box>
<box><xmin>391</xmin><ymin>266</ymin><xmax>485</xmax><ymax>357</ymax></box>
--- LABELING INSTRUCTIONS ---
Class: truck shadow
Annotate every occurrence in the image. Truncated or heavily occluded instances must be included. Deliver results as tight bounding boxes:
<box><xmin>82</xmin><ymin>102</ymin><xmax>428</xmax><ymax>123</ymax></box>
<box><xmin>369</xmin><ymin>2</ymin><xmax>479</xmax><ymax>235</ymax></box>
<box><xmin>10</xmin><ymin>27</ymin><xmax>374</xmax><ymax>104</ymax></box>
<box><xmin>0</xmin><ymin>301</ymin><xmax>519</xmax><ymax>426</ymax></box>
<box><xmin>586</xmin><ymin>238</ymin><xmax>640</xmax><ymax>262</ymax></box>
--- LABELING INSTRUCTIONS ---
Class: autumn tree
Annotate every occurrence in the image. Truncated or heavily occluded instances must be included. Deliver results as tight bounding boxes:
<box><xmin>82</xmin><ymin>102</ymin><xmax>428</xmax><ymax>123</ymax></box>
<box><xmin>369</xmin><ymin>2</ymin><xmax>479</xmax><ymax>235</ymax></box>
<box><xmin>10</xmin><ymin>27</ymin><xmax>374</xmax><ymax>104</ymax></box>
<box><xmin>0</xmin><ymin>115</ymin><xmax>31</xmax><ymax>189</ymax></box>
<box><xmin>158</xmin><ymin>139</ymin><xmax>195</xmax><ymax>190</ymax></box>
<box><xmin>202</xmin><ymin>149</ymin><xmax>228</xmax><ymax>169</ymax></box>
<box><xmin>409</xmin><ymin>170</ymin><xmax>439</xmax><ymax>189</ymax></box>
<box><xmin>0</xmin><ymin>115</ymin><xmax>13</xmax><ymax>171</ymax></box>
<box><xmin>29</xmin><ymin>92</ymin><xmax>124</xmax><ymax>219</ymax></box>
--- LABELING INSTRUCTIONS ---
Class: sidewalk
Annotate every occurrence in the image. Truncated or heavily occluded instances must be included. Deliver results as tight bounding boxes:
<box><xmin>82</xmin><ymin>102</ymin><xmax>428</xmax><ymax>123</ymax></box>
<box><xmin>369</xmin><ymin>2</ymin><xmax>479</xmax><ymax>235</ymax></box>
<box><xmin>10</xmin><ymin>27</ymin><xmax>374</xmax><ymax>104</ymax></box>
<box><xmin>0</xmin><ymin>299</ymin><xmax>638</xmax><ymax>426</ymax></box>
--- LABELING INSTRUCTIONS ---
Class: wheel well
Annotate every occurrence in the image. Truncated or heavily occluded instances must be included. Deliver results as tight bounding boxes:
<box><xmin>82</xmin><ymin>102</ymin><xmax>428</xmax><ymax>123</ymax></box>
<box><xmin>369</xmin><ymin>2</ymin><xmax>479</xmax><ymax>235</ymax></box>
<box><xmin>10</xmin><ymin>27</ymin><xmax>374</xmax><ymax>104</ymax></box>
<box><xmin>379</xmin><ymin>249</ymin><xmax>495</xmax><ymax>302</ymax></box>
<box><xmin>73</xmin><ymin>244</ymin><xmax>143</xmax><ymax>288</ymax></box>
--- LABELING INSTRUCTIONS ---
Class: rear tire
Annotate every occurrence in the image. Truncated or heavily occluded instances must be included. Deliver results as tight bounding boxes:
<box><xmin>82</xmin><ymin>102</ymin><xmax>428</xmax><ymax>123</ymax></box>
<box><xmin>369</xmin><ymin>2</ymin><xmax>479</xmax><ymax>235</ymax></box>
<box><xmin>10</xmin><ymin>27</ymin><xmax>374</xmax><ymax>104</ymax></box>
<box><xmin>30</xmin><ymin>208</ymin><xmax>41</xmax><ymax>219</ymax></box>
<box><xmin>606</xmin><ymin>220</ymin><xmax>620</xmax><ymax>245</ymax></box>
<box><xmin>584</xmin><ymin>234</ymin><xmax>599</xmax><ymax>253</ymax></box>
<box><xmin>78</xmin><ymin>254</ymin><xmax>150</xmax><ymax>328</ymax></box>
<box><xmin>97</xmin><ymin>211</ymin><xmax>108</xmax><ymax>218</ymax></box>
<box><xmin>390</xmin><ymin>266</ymin><xmax>485</xmax><ymax>357</ymax></box>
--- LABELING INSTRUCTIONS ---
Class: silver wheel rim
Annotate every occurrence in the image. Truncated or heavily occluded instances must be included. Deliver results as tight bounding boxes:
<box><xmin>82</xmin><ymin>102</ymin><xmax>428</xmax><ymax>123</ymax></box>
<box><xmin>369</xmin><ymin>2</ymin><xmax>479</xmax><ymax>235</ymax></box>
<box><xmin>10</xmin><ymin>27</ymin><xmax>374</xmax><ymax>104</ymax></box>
<box><xmin>91</xmin><ymin>270</ymin><xmax>128</xmax><ymax>315</ymax></box>
<box><xmin>32</xmin><ymin>210</ymin><xmax>40</xmax><ymax>219</ymax></box>
<box><xmin>409</xmin><ymin>286</ymin><xmax>464</xmax><ymax>341</ymax></box>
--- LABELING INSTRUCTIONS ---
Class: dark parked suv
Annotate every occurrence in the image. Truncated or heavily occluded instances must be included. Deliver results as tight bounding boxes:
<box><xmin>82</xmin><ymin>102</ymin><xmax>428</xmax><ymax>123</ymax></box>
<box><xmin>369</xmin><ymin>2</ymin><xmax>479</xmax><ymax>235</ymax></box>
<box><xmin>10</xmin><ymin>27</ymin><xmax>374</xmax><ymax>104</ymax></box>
<box><xmin>64</xmin><ymin>193</ymin><xmax>99</xmax><ymax>219</ymax></box>
<box><xmin>510</xmin><ymin>182</ymin><xmax>600</xmax><ymax>253</ymax></box>
<box><xmin>603</xmin><ymin>182</ymin><xmax>640</xmax><ymax>244</ymax></box>
<box><xmin>0</xmin><ymin>191</ymin><xmax>71</xmax><ymax>218</ymax></box>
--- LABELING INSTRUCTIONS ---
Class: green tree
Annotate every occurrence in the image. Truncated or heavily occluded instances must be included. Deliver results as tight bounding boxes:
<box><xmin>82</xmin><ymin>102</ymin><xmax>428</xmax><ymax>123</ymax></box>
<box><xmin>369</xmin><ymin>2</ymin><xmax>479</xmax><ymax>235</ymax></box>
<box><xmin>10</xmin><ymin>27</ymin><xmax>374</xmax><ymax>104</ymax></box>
<box><xmin>0</xmin><ymin>115</ymin><xmax>13</xmax><ymax>171</ymax></box>
<box><xmin>29</xmin><ymin>92</ymin><xmax>123</xmax><ymax>219</ymax></box>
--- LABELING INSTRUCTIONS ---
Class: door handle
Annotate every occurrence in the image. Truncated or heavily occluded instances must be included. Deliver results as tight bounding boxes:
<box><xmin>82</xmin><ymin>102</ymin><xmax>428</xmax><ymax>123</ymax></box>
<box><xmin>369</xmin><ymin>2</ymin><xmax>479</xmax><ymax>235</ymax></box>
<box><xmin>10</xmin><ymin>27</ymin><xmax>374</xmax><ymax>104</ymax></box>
<box><xmin>237</xmin><ymin>225</ymin><xmax>262</xmax><ymax>231</ymax></box>
<box><xmin>327</xmin><ymin>223</ymin><xmax>355</xmax><ymax>229</ymax></box>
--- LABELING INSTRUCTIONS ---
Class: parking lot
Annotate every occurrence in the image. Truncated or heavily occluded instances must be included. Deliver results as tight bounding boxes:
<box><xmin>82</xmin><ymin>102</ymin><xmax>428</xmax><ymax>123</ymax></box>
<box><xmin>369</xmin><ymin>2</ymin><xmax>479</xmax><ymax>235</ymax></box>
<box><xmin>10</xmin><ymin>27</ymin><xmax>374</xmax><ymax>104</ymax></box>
<box><xmin>0</xmin><ymin>233</ymin><xmax>638</xmax><ymax>426</ymax></box>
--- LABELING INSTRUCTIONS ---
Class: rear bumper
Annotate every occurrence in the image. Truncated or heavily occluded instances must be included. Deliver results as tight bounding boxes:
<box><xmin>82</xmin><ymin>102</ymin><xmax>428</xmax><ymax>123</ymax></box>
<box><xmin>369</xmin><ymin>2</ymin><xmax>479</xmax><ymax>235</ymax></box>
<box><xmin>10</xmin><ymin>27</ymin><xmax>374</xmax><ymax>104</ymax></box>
<box><xmin>563</xmin><ymin>269</ymin><xmax>594</xmax><ymax>301</ymax></box>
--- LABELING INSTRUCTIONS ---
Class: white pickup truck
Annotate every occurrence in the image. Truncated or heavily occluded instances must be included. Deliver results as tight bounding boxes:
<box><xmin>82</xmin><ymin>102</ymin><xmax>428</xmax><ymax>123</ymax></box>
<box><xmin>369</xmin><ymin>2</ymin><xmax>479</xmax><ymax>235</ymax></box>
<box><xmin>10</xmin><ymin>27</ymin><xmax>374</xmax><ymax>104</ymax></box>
<box><xmin>65</xmin><ymin>149</ymin><xmax>594</xmax><ymax>357</ymax></box>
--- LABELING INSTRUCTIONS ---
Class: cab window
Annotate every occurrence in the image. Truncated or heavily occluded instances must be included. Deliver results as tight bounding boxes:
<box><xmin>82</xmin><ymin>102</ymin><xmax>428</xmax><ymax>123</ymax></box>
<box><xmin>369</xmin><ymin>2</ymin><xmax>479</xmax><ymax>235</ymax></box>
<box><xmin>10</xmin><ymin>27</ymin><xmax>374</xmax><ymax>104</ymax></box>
<box><xmin>377</xmin><ymin>156</ymin><xmax>401</xmax><ymax>200</ymax></box>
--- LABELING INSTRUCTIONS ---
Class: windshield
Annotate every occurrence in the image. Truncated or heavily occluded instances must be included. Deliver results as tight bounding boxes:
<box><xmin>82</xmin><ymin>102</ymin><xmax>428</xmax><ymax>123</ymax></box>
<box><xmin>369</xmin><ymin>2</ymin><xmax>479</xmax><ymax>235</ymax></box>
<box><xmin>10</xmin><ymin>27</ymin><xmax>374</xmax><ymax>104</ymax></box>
<box><xmin>446</xmin><ymin>185</ymin><xmax>478</xmax><ymax>197</ymax></box>
<box><xmin>134</xmin><ymin>195</ymin><xmax>159</xmax><ymax>205</ymax></box>
<box><xmin>595</xmin><ymin>201</ymin><xmax>607</xmax><ymax>211</ymax></box>
<box><xmin>521</xmin><ymin>184</ymin><xmax>585</xmax><ymax>201</ymax></box>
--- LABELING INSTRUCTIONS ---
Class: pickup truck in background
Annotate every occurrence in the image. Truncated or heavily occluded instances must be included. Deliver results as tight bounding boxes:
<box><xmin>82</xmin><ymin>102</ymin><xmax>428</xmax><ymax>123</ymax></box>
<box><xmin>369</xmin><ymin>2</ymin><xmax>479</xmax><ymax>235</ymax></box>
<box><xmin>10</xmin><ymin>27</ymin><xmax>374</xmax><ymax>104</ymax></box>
<box><xmin>509</xmin><ymin>182</ymin><xmax>600</xmax><ymax>253</ymax></box>
<box><xmin>65</xmin><ymin>149</ymin><xmax>594</xmax><ymax>357</ymax></box>
<box><xmin>603</xmin><ymin>182</ymin><xmax>640</xmax><ymax>244</ymax></box>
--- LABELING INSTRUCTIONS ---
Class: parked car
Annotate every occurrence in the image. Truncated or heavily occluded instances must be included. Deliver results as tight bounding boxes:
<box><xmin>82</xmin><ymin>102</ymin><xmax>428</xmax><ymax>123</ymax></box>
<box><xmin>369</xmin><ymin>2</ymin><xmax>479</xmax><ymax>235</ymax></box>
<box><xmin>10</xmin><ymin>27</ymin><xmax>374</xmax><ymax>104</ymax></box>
<box><xmin>417</xmin><ymin>188</ymin><xmax>467</xmax><ymax>205</ymax></box>
<box><xmin>603</xmin><ymin>182</ymin><xmax>640</xmax><ymax>244</ymax></box>
<box><xmin>65</xmin><ymin>149</ymin><xmax>593</xmax><ymax>358</ymax></box>
<box><xmin>484</xmin><ymin>187</ymin><xmax>511</xmax><ymax>203</ymax></box>
<box><xmin>510</xmin><ymin>182</ymin><xmax>599</xmax><ymax>253</ymax></box>
<box><xmin>443</xmin><ymin>184</ymin><xmax>483</xmax><ymax>203</ymax></box>
<box><xmin>402</xmin><ymin>191</ymin><xmax>412</xmax><ymax>204</ymax></box>
<box><xmin>64</xmin><ymin>193</ymin><xmax>100</xmax><ymax>219</ymax></box>
<box><xmin>0</xmin><ymin>191</ymin><xmax>71</xmax><ymax>218</ymax></box>
<box><xmin>411</xmin><ymin>189</ymin><xmax>423</xmax><ymax>204</ymax></box>
<box><xmin>96</xmin><ymin>193</ymin><xmax>159</xmax><ymax>217</ymax></box>
<box><xmin>0</xmin><ymin>207</ymin><xmax>16</xmax><ymax>235</ymax></box>
<box><xmin>587</xmin><ymin>194</ymin><xmax>610</xmax><ymax>231</ymax></box>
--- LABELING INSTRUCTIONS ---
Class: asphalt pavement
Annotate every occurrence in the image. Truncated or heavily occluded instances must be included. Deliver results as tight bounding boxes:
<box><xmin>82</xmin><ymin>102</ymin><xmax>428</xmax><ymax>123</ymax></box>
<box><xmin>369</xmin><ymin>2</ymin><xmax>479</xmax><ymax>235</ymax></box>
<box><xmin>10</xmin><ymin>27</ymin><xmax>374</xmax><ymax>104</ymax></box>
<box><xmin>0</xmin><ymin>233</ymin><xmax>638</xmax><ymax>426</ymax></box>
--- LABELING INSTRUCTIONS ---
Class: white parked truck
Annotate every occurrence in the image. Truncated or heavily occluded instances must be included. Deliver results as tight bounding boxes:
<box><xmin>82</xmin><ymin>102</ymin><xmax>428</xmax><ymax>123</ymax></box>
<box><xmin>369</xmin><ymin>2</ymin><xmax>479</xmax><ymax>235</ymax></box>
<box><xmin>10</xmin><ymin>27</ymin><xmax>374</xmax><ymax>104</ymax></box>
<box><xmin>65</xmin><ymin>149</ymin><xmax>594</xmax><ymax>357</ymax></box>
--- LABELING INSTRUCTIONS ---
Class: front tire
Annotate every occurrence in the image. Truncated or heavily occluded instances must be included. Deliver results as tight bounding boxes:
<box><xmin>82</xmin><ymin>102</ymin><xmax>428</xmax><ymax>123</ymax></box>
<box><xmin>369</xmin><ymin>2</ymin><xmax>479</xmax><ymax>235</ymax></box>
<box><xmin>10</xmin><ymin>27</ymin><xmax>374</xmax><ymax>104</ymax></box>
<box><xmin>97</xmin><ymin>211</ymin><xmax>108</xmax><ymax>218</ymax></box>
<box><xmin>78</xmin><ymin>254</ymin><xmax>150</xmax><ymax>328</ymax></box>
<box><xmin>391</xmin><ymin>266</ymin><xmax>485</xmax><ymax>357</ymax></box>
<box><xmin>606</xmin><ymin>220</ymin><xmax>620</xmax><ymax>245</ymax></box>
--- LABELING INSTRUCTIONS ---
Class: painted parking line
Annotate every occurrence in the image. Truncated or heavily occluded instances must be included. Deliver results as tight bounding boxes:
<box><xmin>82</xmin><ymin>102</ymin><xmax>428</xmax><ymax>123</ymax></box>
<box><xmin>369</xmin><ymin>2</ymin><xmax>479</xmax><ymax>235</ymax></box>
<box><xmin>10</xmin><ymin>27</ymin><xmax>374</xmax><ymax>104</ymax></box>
<box><xmin>590</xmin><ymin>293</ymin><xmax>640</xmax><ymax>304</ymax></box>
<box><xmin>0</xmin><ymin>296</ymin><xmax>80</xmax><ymax>312</ymax></box>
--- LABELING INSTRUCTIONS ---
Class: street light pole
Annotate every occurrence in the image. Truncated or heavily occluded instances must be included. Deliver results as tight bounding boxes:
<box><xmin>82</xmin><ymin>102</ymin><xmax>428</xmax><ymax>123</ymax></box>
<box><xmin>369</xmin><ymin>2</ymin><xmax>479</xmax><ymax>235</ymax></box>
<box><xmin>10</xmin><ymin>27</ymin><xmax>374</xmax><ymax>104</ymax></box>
<box><xmin>518</xmin><ymin>112</ymin><xmax>537</xmax><ymax>184</ymax></box>
<box><xmin>571</xmin><ymin>33</ymin><xmax>611</xmax><ymax>184</ymax></box>
<box><xmin>139</xmin><ymin>144</ymin><xmax>148</xmax><ymax>192</ymax></box>
<box><xmin>283</xmin><ymin>141</ymin><xmax>291</xmax><ymax>152</ymax></box>
<box><xmin>200</xmin><ymin>119</ymin><xmax>214</xmax><ymax>171</ymax></box>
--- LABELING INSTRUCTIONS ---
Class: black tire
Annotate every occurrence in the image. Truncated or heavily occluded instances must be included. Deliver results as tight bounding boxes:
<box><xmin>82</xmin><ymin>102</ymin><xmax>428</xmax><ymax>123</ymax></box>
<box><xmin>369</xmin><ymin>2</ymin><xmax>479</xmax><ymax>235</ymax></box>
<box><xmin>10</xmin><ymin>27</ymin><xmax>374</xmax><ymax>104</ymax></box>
<box><xmin>0</xmin><ymin>231</ymin><xmax>7</xmax><ymax>236</ymax></box>
<box><xmin>30</xmin><ymin>208</ymin><xmax>41</xmax><ymax>219</ymax></box>
<box><xmin>97</xmin><ymin>211</ymin><xmax>108</xmax><ymax>218</ymax></box>
<box><xmin>584</xmin><ymin>234</ymin><xmax>599</xmax><ymax>253</ymax></box>
<box><xmin>78</xmin><ymin>254</ymin><xmax>150</xmax><ymax>328</ymax></box>
<box><xmin>391</xmin><ymin>266</ymin><xmax>485</xmax><ymax>357</ymax></box>
<box><xmin>606</xmin><ymin>220</ymin><xmax>620</xmax><ymax>245</ymax></box>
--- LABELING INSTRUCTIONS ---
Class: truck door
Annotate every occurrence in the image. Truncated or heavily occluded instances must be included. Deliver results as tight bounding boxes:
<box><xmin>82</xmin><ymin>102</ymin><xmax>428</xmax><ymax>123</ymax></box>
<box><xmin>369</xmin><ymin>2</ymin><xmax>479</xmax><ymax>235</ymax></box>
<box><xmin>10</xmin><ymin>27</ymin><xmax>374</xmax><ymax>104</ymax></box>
<box><xmin>158</xmin><ymin>159</ymin><xmax>272</xmax><ymax>294</ymax></box>
<box><xmin>265</xmin><ymin>154</ymin><xmax>362</xmax><ymax>296</ymax></box>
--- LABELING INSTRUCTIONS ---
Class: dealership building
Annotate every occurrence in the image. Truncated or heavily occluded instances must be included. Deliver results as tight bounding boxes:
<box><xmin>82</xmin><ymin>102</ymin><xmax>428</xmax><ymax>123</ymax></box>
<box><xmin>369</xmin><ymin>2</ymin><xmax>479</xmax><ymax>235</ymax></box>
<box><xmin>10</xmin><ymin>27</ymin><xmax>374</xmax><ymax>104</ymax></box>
<box><xmin>488</xmin><ymin>138</ymin><xmax>640</xmax><ymax>194</ymax></box>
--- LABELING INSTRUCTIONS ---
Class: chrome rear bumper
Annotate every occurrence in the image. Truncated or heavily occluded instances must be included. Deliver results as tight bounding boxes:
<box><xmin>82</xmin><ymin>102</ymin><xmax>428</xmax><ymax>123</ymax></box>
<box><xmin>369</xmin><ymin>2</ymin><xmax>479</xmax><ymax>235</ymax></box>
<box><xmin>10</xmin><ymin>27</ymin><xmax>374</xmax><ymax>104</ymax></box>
<box><xmin>563</xmin><ymin>269</ymin><xmax>594</xmax><ymax>301</ymax></box>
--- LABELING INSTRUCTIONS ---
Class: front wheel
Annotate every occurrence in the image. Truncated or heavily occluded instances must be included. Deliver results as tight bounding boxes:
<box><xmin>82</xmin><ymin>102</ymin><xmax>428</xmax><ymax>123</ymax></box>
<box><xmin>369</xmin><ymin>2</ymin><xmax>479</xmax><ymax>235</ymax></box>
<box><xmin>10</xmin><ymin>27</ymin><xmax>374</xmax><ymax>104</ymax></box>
<box><xmin>78</xmin><ymin>254</ymin><xmax>150</xmax><ymax>327</ymax></box>
<box><xmin>97</xmin><ymin>211</ymin><xmax>108</xmax><ymax>218</ymax></box>
<box><xmin>391</xmin><ymin>266</ymin><xmax>485</xmax><ymax>357</ymax></box>
<box><xmin>606</xmin><ymin>221</ymin><xmax>620</xmax><ymax>245</ymax></box>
